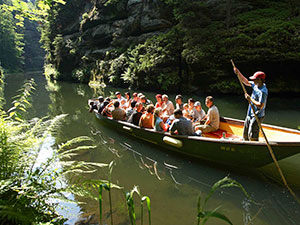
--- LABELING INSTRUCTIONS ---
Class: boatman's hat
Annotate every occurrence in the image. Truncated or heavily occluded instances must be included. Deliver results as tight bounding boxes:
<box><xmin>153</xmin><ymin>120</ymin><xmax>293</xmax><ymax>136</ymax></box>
<box><xmin>249</xmin><ymin>71</ymin><xmax>266</xmax><ymax>80</ymax></box>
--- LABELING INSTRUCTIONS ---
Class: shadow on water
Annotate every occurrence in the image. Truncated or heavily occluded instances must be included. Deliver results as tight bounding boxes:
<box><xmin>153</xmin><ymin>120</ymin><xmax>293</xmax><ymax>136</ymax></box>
<box><xmin>3</xmin><ymin>72</ymin><xmax>300</xmax><ymax>225</ymax></box>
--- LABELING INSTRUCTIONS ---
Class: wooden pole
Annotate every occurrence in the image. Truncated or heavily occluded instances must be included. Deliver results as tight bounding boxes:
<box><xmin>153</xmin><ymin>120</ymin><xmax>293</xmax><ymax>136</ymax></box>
<box><xmin>231</xmin><ymin>59</ymin><xmax>299</xmax><ymax>203</ymax></box>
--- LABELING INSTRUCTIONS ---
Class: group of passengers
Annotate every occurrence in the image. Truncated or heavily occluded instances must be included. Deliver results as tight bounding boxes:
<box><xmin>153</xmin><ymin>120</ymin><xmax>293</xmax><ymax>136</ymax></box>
<box><xmin>89</xmin><ymin>91</ymin><xmax>220</xmax><ymax>136</ymax></box>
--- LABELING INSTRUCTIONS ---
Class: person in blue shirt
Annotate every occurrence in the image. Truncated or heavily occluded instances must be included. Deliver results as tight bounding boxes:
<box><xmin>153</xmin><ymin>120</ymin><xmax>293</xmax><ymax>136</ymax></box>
<box><xmin>234</xmin><ymin>68</ymin><xmax>268</xmax><ymax>141</ymax></box>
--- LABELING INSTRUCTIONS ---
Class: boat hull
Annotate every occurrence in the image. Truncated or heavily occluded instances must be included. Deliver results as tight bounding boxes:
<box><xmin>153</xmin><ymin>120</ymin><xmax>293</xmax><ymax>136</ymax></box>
<box><xmin>94</xmin><ymin>112</ymin><xmax>300</xmax><ymax>168</ymax></box>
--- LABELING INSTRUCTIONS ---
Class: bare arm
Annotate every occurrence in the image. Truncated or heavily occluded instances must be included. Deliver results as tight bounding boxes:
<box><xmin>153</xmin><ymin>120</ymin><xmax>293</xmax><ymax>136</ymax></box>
<box><xmin>159</xmin><ymin>121</ymin><xmax>167</xmax><ymax>131</ymax></box>
<box><xmin>234</xmin><ymin>68</ymin><xmax>251</xmax><ymax>87</ymax></box>
<box><xmin>245</xmin><ymin>94</ymin><xmax>264</xmax><ymax>109</ymax></box>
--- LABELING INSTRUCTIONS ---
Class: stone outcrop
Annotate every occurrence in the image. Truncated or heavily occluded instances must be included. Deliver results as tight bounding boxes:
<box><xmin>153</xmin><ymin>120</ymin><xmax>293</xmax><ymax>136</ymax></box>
<box><xmin>54</xmin><ymin>0</ymin><xmax>172</xmax><ymax>76</ymax></box>
<box><xmin>46</xmin><ymin>0</ymin><xmax>300</xmax><ymax>94</ymax></box>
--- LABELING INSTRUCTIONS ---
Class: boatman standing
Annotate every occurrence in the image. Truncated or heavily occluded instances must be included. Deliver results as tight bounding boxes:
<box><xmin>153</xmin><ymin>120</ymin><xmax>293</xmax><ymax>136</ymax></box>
<box><xmin>234</xmin><ymin>68</ymin><xmax>268</xmax><ymax>141</ymax></box>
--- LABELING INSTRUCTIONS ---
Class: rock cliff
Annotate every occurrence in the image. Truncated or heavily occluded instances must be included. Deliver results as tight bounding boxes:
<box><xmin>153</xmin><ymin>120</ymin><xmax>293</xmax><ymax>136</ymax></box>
<box><xmin>43</xmin><ymin>0</ymin><xmax>300</xmax><ymax>94</ymax></box>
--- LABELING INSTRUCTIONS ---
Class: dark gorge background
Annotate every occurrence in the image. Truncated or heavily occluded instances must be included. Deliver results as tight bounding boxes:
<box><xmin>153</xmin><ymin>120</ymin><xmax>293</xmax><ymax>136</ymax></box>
<box><xmin>2</xmin><ymin>0</ymin><xmax>300</xmax><ymax>94</ymax></box>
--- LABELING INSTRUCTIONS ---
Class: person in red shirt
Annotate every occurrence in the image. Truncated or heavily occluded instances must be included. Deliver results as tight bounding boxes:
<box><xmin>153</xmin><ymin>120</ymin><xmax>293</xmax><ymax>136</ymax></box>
<box><xmin>155</xmin><ymin>94</ymin><xmax>164</xmax><ymax>108</ymax></box>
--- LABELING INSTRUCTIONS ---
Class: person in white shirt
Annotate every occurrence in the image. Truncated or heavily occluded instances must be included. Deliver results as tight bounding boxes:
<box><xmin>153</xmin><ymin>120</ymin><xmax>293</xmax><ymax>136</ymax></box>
<box><xmin>162</xmin><ymin>94</ymin><xmax>174</xmax><ymax>116</ymax></box>
<box><xmin>195</xmin><ymin>96</ymin><xmax>219</xmax><ymax>133</ymax></box>
<box><xmin>193</xmin><ymin>101</ymin><xmax>206</xmax><ymax>122</ymax></box>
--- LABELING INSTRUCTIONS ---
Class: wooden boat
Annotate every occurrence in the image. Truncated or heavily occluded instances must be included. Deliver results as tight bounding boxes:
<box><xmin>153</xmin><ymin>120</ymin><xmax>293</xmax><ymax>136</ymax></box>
<box><xmin>91</xmin><ymin>109</ymin><xmax>300</xmax><ymax>168</ymax></box>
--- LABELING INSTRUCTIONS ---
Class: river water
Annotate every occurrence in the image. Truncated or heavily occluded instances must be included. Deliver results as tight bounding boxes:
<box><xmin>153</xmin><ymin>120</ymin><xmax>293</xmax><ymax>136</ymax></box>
<box><xmin>4</xmin><ymin>72</ymin><xmax>300</xmax><ymax>225</ymax></box>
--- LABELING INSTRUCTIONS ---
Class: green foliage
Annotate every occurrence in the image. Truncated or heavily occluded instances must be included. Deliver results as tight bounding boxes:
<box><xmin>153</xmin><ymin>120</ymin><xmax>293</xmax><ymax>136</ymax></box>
<box><xmin>0</xmin><ymin>66</ymin><xmax>4</xmax><ymax>108</ymax></box>
<box><xmin>44</xmin><ymin>63</ymin><xmax>60</xmax><ymax>80</ymax></box>
<box><xmin>0</xmin><ymin>79</ymin><xmax>106</xmax><ymax>224</ymax></box>
<box><xmin>103</xmin><ymin>30</ymin><xmax>183</xmax><ymax>90</ymax></box>
<box><xmin>126</xmin><ymin>186</ymin><xmax>151</xmax><ymax>225</ymax></box>
<box><xmin>104</xmin><ymin>0</ymin><xmax>121</xmax><ymax>7</ymax></box>
<box><xmin>0</xmin><ymin>0</ymin><xmax>65</xmax><ymax>71</ymax></box>
<box><xmin>7</xmin><ymin>78</ymin><xmax>35</xmax><ymax>121</ymax></box>
<box><xmin>1</xmin><ymin>0</ymin><xmax>66</xmax><ymax>23</ymax></box>
<box><xmin>0</xmin><ymin>4</ymin><xmax>24</xmax><ymax>71</ymax></box>
<box><xmin>141</xmin><ymin>196</ymin><xmax>151</xmax><ymax>225</ymax></box>
<box><xmin>72</xmin><ymin>64</ymin><xmax>94</xmax><ymax>83</ymax></box>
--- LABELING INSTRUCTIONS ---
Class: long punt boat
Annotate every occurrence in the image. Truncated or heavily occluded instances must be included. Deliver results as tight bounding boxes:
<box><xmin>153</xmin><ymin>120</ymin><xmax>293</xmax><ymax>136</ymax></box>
<box><xmin>92</xmin><ymin>109</ymin><xmax>300</xmax><ymax>168</ymax></box>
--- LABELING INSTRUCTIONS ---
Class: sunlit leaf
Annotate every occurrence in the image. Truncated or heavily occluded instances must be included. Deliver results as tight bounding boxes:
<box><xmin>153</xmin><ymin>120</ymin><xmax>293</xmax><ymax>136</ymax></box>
<box><xmin>19</xmin><ymin>107</ymin><xmax>26</xmax><ymax>112</ymax></box>
<box><xmin>54</xmin><ymin>0</ymin><xmax>66</xmax><ymax>5</ymax></box>
<box><xmin>9</xmin><ymin>111</ymin><xmax>16</xmax><ymax>117</ymax></box>
<box><xmin>14</xmin><ymin>117</ymin><xmax>23</xmax><ymax>122</ymax></box>
<box><xmin>199</xmin><ymin>211</ymin><xmax>233</xmax><ymax>225</ymax></box>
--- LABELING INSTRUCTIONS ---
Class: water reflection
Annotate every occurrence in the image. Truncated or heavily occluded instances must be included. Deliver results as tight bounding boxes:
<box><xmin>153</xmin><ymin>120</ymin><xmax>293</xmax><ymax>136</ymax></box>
<box><xmin>3</xmin><ymin>73</ymin><xmax>300</xmax><ymax>225</ymax></box>
<box><xmin>86</xmin><ymin>121</ymin><xmax>300</xmax><ymax>225</ymax></box>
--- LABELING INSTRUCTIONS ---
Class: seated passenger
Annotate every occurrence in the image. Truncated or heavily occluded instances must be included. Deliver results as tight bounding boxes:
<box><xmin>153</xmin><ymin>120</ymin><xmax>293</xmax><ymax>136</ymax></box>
<box><xmin>128</xmin><ymin>103</ymin><xmax>143</xmax><ymax>126</ymax></box>
<box><xmin>98</xmin><ymin>100</ymin><xmax>107</xmax><ymax>114</ymax></box>
<box><xmin>154</xmin><ymin>108</ymin><xmax>167</xmax><ymax>132</ymax></box>
<box><xmin>193</xmin><ymin>101</ymin><xmax>206</xmax><ymax>122</ymax></box>
<box><xmin>120</xmin><ymin>98</ymin><xmax>127</xmax><ymax>109</ymax></box>
<box><xmin>97</xmin><ymin>96</ymin><xmax>104</xmax><ymax>109</ymax></box>
<box><xmin>132</xmin><ymin>92</ymin><xmax>138</xmax><ymax>105</ymax></box>
<box><xmin>188</xmin><ymin>98</ymin><xmax>198</xmax><ymax>120</ymax></box>
<box><xmin>101</xmin><ymin>101</ymin><xmax>113</xmax><ymax>117</ymax></box>
<box><xmin>155</xmin><ymin>94</ymin><xmax>164</xmax><ymax>108</ymax></box>
<box><xmin>124</xmin><ymin>92</ymin><xmax>132</xmax><ymax>108</ymax></box>
<box><xmin>88</xmin><ymin>101</ymin><xmax>98</xmax><ymax>113</ymax></box>
<box><xmin>195</xmin><ymin>96</ymin><xmax>220</xmax><ymax>133</ymax></box>
<box><xmin>139</xmin><ymin>104</ymin><xmax>155</xmax><ymax>129</ymax></box>
<box><xmin>115</xmin><ymin>91</ymin><xmax>126</xmax><ymax>102</ymax></box>
<box><xmin>137</xmin><ymin>93</ymin><xmax>144</xmax><ymax>103</ymax></box>
<box><xmin>126</xmin><ymin>101</ymin><xmax>136</xmax><ymax>119</ymax></box>
<box><xmin>140</xmin><ymin>95</ymin><xmax>153</xmax><ymax>107</ymax></box>
<box><xmin>162</xmin><ymin>94</ymin><xmax>175</xmax><ymax>116</ymax></box>
<box><xmin>182</xmin><ymin>103</ymin><xmax>191</xmax><ymax>119</ymax></box>
<box><xmin>175</xmin><ymin>94</ymin><xmax>183</xmax><ymax>110</ymax></box>
<box><xmin>169</xmin><ymin>109</ymin><xmax>194</xmax><ymax>136</ymax></box>
<box><xmin>111</xmin><ymin>101</ymin><xmax>126</xmax><ymax>121</ymax></box>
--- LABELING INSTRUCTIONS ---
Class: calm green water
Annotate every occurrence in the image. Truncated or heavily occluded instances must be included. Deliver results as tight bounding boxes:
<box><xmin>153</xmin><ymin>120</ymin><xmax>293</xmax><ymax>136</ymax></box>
<box><xmin>4</xmin><ymin>72</ymin><xmax>300</xmax><ymax>225</ymax></box>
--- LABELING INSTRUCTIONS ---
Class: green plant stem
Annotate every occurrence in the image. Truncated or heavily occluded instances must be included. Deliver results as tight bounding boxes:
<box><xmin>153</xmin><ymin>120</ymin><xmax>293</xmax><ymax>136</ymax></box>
<box><xmin>99</xmin><ymin>185</ymin><xmax>103</xmax><ymax>225</ymax></box>
<box><xmin>109</xmin><ymin>182</ymin><xmax>114</xmax><ymax>225</ymax></box>
<box><xmin>141</xmin><ymin>203</ymin><xmax>144</xmax><ymax>225</ymax></box>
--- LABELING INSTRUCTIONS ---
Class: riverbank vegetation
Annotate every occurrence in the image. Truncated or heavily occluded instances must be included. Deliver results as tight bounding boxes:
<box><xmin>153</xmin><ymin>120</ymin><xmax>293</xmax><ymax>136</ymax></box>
<box><xmin>2</xmin><ymin>0</ymin><xmax>300</xmax><ymax>93</ymax></box>
<box><xmin>37</xmin><ymin>0</ymin><xmax>300</xmax><ymax>94</ymax></box>
<box><xmin>0</xmin><ymin>0</ymin><xmax>46</xmax><ymax>72</ymax></box>
<box><xmin>0</xmin><ymin>0</ymin><xmax>24</xmax><ymax>71</ymax></box>
<box><xmin>0</xmin><ymin>73</ymin><xmax>108</xmax><ymax>223</ymax></box>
